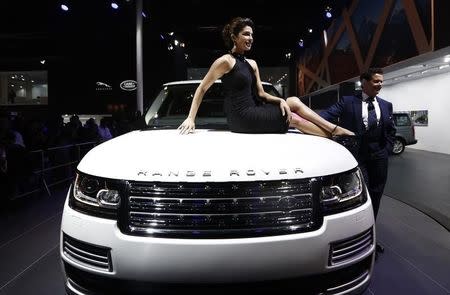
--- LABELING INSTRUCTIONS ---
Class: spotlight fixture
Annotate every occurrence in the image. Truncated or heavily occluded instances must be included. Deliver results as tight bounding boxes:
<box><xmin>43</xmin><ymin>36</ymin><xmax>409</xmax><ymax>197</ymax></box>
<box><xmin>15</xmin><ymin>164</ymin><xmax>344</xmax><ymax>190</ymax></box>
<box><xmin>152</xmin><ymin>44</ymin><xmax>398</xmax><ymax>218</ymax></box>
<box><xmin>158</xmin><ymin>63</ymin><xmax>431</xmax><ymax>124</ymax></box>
<box><xmin>298</xmin><ymin>39</ymin><xmax>304</xmax><ymax>47</ymax></box>
<box><xmin>142</xmin><ymin>11</ymin><xmax>147</xmax><ymax>18</ymax></box>
<box><xmin>308</xmin><ymin>28</ymin><xmax>313</xmax><ymax>33</ymax></box>
<box><xmin>325</xmin><ymin>6</ymin><xmax>332</xmax><ymax>18</ymax></box>
<box><xmin>111</xmin><ymin>2</ymin><xmax>119</xmax><ymax>9</ymax></box>
<box><xmin>60</xmin><ymin>4</ymin><xmax>69</xmax><ymax>11</ymax></box>
<box><xmin>40</xmin><ymin>60</ymin><xmax>46</xmax><ymax>64</ymax></box>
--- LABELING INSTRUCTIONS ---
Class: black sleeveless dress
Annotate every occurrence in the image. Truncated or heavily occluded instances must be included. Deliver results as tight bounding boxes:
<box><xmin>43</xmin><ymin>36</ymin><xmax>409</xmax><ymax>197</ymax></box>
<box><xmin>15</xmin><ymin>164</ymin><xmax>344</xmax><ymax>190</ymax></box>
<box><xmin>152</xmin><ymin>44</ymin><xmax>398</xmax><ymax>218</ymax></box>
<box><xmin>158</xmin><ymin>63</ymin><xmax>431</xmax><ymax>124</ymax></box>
<box><xmin>221</xmin><ymin>53</ymin><xmax>289</xmax><ymax>133</ymax></box>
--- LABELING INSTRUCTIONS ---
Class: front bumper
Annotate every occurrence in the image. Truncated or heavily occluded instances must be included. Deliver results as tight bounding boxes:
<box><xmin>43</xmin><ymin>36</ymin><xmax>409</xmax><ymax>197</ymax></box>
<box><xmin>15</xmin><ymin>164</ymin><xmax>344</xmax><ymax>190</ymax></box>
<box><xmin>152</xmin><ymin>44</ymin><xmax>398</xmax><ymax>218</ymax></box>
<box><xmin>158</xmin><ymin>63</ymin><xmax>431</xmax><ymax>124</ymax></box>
<box><xmin>61</xmin><ymin>190</ymin><xmax>375</xmax><ymax>294</ymax></box>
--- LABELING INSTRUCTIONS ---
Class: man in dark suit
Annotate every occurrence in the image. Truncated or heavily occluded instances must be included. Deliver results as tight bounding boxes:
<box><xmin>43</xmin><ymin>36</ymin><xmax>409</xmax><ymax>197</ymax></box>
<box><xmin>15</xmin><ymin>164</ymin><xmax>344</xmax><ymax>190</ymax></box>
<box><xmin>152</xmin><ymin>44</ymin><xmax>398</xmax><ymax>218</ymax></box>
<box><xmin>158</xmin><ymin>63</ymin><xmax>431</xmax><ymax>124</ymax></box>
<box><xmin>320</xmin><ymin>68</ymin><xmax>396</xmax><ymax>255</ymax></box>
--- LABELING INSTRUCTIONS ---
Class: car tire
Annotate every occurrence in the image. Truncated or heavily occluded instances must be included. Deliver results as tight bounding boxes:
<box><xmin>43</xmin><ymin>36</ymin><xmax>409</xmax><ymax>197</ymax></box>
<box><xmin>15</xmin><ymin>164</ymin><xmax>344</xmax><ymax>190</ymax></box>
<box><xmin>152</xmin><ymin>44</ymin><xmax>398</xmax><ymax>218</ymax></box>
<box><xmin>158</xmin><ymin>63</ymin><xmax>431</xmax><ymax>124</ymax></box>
<box><xmin>392</xmin><ymin>138</ymin><xmax>405</xmax><ymax>155</ymax></box>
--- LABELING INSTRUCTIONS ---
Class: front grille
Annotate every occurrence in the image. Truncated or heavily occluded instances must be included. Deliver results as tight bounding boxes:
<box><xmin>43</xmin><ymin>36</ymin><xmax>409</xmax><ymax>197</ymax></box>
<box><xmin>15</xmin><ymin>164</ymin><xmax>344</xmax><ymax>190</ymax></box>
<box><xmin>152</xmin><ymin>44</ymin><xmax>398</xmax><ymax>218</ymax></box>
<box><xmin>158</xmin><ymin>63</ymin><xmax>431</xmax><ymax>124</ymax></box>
<box><xmin>63</xmin><ymin>234</ymin><xmax>112</xmax><ymax>272</ymax></box>
<box><xmin>329</xmin><ymin>228</ymin><xmax>374</xmax><ymax>265</ymax></box>
<box><xmin>124</xmin><ymin>179</ymin><xmax>320</xmax><ymax>238</ymax></box>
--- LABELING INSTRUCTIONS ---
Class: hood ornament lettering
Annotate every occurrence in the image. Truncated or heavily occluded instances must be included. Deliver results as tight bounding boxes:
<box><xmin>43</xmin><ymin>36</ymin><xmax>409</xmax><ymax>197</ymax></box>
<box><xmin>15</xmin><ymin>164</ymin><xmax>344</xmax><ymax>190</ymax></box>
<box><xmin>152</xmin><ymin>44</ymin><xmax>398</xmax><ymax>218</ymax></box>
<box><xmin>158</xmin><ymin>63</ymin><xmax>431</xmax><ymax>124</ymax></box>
<box><xmin>137</xmin><ymin>168</ymin><xmax>304</xmax><ymax>177</ymax></box>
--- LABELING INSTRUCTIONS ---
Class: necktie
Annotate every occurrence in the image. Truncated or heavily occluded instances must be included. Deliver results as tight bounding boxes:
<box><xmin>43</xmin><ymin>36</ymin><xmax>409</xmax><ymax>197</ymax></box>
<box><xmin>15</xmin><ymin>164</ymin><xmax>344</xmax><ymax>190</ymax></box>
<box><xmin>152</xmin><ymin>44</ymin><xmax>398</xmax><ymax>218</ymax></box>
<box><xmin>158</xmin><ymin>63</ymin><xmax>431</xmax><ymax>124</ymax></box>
<box><xmin>367</xmin><ymin>97</ymin><xmax>377</xmax><ymax>130</ymax></box>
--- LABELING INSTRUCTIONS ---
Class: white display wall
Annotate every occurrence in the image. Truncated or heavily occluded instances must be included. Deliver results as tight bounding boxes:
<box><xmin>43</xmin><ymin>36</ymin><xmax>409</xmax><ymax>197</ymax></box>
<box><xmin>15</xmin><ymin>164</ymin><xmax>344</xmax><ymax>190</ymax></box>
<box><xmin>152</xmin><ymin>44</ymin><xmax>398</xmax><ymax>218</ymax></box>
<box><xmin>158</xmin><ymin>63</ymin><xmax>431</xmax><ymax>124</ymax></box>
<box><xmin>381</xmin><ymin>71</ymin><xmax>450</xmax><ymax>155</ymax></box>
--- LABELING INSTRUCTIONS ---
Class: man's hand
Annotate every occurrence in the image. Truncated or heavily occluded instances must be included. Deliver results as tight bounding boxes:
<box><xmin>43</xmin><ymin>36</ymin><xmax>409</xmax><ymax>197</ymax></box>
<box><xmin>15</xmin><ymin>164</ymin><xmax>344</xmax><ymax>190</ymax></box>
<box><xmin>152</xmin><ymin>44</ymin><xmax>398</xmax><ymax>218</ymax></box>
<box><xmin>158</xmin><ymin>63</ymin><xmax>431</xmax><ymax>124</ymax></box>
<box><xmin>178</xmin><ymin>117</ymin><xmax>195</xmax><ymax>135</ymax></box>
<box><xmin>279</xmin><ymin>100</ymin><xmax>292</xmax><ymax>123</ymax></box>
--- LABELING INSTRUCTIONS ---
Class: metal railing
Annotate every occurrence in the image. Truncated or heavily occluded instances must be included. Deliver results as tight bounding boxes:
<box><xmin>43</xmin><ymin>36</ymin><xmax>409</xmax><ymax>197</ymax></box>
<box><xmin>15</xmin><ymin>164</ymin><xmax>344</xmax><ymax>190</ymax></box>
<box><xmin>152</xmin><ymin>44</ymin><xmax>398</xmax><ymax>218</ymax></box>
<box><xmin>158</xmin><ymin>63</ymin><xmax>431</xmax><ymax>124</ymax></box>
<box><xmin>11</xmin><ymin>141</ymin><xmax>98</xmax><ymax>200</ymax></box>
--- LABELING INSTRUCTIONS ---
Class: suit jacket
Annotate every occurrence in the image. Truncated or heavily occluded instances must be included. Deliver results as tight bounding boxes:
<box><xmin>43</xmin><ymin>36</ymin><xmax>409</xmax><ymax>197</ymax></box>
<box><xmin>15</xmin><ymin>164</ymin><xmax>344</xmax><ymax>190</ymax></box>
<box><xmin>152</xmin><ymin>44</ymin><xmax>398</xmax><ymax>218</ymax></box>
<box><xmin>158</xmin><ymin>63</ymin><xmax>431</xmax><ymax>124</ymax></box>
<box><xmin>320</xmin><ymin>95</ymin><xmax>396</xmax><ymax>160</ymax></box>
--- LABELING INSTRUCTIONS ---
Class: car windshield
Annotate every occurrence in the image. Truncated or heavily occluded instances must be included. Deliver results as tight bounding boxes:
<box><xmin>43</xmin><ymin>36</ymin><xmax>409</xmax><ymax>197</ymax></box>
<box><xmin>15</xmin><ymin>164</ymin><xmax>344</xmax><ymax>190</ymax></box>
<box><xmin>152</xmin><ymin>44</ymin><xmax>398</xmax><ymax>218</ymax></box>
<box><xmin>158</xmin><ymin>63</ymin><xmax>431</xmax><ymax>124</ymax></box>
<box><xmin>145</xmin><ymin>82</ymin><xmax>280</xmax><ymax>129</ymax></box>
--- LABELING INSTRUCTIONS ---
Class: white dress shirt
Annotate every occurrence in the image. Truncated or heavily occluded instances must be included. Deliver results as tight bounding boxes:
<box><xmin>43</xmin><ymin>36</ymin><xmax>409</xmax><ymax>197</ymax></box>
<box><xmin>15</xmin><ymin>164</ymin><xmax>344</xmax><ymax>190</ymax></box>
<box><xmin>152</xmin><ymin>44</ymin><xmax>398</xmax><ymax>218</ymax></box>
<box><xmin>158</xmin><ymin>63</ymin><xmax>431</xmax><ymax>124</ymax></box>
<box><xmin>362</xmin><ymin>92</ymin><xmax>381</xmax><ymax>130</ymax></box>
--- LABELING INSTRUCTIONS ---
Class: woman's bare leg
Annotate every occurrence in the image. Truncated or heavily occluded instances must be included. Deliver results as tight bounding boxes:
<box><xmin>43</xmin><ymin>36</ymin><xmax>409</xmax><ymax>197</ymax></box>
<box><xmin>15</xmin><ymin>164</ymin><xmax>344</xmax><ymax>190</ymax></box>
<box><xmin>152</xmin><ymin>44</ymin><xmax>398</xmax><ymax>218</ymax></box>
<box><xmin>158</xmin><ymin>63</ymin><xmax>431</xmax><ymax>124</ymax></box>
<box><xmin>286</xmin><ymin>96</ymin><xmax>354</xmax><ymax>136</ymax></box>
<box><xmin>290</xmin><ymin>116</ymin><xmax>329</xmax><ymax>137</ymax></box>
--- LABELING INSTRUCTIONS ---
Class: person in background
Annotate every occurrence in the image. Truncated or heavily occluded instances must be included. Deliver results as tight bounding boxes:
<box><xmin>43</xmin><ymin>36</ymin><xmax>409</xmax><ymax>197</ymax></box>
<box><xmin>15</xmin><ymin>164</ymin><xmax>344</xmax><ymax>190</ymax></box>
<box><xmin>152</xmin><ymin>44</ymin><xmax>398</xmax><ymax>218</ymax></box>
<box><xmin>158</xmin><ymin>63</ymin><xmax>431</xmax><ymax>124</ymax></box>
<box><xmin>320</xmin><ymin>67</ymin><xmax>396</xmax><ymax>256</ymax></box>
<box><xmin>98</xmin><ymin>118</ymin><xmax>113</xmax><ymax>141</ymax></box>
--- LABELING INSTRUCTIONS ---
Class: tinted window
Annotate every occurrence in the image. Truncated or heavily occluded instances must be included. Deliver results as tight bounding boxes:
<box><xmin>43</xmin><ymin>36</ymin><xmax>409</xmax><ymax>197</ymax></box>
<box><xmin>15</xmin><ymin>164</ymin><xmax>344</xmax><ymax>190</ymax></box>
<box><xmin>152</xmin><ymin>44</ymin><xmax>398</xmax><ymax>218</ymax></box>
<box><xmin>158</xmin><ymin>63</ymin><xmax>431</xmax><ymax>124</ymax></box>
<box><xmin>157</xmin><ymin>83</ymin><xmax>280</xmax><ymax>118</ymax></box>
<box><xmin>393</xmin><ymin>114</ymin><xmax>411</xmax><ymax>126</ymax></box>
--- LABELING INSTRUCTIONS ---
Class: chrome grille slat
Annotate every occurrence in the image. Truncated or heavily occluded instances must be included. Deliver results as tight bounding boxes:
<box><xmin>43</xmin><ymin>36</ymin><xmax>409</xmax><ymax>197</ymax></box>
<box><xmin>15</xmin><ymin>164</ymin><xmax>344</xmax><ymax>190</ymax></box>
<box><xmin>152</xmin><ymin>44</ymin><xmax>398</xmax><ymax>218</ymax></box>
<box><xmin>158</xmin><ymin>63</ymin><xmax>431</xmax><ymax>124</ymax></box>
<box><xmin>64</xmin><ymin>241</ymin><xmax>109</xmax><ymax>262</ymax></box>
<box><xmin>333</xmin><ymin>230</ymin><xmax>372</xmax><ymax>250</ymax></box>
<box><xmin>63</xmin><ymin>234</ymin><xmax>112</xmax><ymax>272</ymax></box>
<box><xmin>326</xmin><ymin>270</ymin><xmax>370</xmax><ymax>293</ymax></box>
<box><xmin>330</xmin><ymin>228</ymin><xmax>373</xmax><ymax>265</ymax></box>
<box><xmin>129</xmin><ymin>195</ymin><xmax>313</xmax><ymax>214</ymax></box>
<box><xmin>129</xmin><ymin>210</ymin><xmax>313</xmax><ymax>228</ymax></box>
<box><xmin>332</xmin><ymin>234</ymin><xmax>372</xmax><ymax>255</ymax></box>
<box><xmin>332</xmin><ymin>240</ymin><xmax>372</xmax><ymax>262</ymax></box>
<box><xmin>64</xmin><ymin>247</ymin><xmax>110</xmax><ymax>268</ymax></box>
<box><xmin>126</xmin><ymin>180</ymin><xmax>317</xmax><ymax>238</ymax></box>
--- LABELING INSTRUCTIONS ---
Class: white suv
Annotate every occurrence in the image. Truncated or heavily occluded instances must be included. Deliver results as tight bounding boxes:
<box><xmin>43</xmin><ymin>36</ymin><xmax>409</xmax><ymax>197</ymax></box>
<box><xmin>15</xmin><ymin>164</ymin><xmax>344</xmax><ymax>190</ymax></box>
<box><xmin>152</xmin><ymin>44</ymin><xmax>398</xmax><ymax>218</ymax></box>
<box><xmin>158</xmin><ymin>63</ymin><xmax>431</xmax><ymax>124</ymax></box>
<box><xmin>60</xmin><ymin>81</ymin><xmax>375</xmax><ymax>295</ymax></box>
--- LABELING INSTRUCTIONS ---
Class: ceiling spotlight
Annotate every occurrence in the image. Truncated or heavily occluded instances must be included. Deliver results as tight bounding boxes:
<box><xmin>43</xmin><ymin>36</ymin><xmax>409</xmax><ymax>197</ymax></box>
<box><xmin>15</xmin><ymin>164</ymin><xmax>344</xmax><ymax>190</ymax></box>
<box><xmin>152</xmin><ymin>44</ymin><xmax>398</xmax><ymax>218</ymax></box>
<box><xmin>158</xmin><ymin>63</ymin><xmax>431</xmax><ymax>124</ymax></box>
<box><xmin>40</xmin><ymin>60</ymin><xmax>46</xmax><ymax>64</ymax></box>
<box><xmin>111</xmin><ymin>2</ymin><xmax>119</xmax><ymax>9</ymax></box>
<box><xmin>142</xmin><ymin>11</ymin><xmax>147</xmax><ymax>18</ymax></box>
<box><xmin>325</xmin><ymin>6</ymin><xmax>332</xmax><ymax>18</ymax></box>
<box><xmin>298</xmin><ymin>39</ymin><xmax>304</xmax><ymax>47</ymax></box>
<box><xmin>60</xmin><ymin>4</ymin><xmax>69</xmax><ymax>11</ymax></box>
<box><xmin>308</xmin><ymin>28</ymin><xmax>313</xmax><ymax>33</ymax></box>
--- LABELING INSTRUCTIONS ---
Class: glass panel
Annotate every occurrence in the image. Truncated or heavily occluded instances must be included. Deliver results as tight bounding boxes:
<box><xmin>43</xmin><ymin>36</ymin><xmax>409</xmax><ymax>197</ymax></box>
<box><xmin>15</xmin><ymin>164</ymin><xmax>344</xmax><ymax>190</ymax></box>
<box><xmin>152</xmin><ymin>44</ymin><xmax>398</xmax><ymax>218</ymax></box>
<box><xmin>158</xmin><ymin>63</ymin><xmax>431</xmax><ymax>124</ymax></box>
<box><xmin>310</xmin><ymin>89</ymin><xmax>339</xmax><ymax>112</ymax></box>
<box><xmin>372</xmin><ymin>0</ymin><xmax>418</xmax><ymax>67</ymax></box>
<box><xmin>414</xmin><ymin>0</ymin><xmax>432</xmax><ymax>43</ymax></box>
<box><xmin>304</xmin><ymin>40</ymin><xmax>324</xmax><ymax>77</ymax></box>
<box><xmin>0</xmin><ymin>71</ymin><xmax>48</xmax><ymax>105</ymax></box>
<box><xmin>328</xmin><ymin>31</ymin><xmax>359</xmax><ymax>84</ymax></box>
<box><xmin>350</xmin><ymin>1</ymin><xmax>385</xmax><ymax>59</ymax></box>
<box><xmin>393</xmin><ymin>113</ymin><xmax>411</xmax><ymax>126</ymax></box>
<box><xmin>327</xmin><ymin>16</ymin><xmax>343</xmax><ymax>42</ymax></box>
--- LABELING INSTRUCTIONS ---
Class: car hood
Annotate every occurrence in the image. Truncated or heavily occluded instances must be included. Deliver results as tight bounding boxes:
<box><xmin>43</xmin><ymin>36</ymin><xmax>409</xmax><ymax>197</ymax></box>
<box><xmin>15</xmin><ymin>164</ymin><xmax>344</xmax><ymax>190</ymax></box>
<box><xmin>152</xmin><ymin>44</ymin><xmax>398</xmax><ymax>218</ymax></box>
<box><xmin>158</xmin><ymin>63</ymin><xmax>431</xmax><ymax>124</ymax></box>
<box><xmin>77</xmin><ymin>129</ymin><xmax>358</xmax><ymax>182</ymax></box>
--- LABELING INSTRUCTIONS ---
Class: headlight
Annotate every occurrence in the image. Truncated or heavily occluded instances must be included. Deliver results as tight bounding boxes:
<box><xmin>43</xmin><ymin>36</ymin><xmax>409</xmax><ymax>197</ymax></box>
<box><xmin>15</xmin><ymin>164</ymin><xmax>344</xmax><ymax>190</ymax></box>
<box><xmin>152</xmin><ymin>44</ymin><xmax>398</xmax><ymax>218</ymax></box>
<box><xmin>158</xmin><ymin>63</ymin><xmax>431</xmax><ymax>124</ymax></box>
<box><xmin>70</xmin><ymin>172</ymin><xmax>123</xmax><ymax>219</ymax></box>
<box><xmin>320</xmin><ymin>168</ymin><xmax>367</xmax><ymax>214</ymax></box>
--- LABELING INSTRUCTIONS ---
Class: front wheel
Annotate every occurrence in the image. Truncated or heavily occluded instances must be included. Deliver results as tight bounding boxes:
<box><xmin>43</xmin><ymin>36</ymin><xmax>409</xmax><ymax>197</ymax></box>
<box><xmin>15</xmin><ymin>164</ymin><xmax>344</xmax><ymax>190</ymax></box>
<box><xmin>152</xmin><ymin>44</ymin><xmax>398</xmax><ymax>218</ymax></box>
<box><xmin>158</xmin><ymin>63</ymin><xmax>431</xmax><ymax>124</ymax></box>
<box><xmin>392</xmin><ymin>138</ymin><xmax>405</xmax><ymax>155</ymax></box>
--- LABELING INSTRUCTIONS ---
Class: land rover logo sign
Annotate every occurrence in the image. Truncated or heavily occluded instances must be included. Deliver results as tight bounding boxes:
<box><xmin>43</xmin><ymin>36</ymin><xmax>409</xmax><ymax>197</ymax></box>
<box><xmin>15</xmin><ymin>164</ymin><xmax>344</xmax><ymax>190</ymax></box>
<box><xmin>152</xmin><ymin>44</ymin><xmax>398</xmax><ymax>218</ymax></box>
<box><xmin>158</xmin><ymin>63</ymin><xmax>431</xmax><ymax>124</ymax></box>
<box><xmin>120</xmin><ymin>80</ymin><xmax>137</xmax><ymax>91</ymax></box>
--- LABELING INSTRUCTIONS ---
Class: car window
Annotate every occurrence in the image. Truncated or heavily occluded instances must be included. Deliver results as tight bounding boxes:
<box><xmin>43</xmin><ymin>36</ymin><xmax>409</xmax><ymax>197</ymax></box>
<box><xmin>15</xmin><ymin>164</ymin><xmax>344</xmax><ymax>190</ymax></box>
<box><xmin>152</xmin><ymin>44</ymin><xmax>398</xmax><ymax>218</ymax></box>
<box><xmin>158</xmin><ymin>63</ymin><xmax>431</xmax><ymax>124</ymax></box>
<box><xmin>156</xmin><ymin>83</ymin><xmax>280</xmax><ymax>118</ymax></box>
<box><xmin>393</xmin><ymin>114</ymin><xmax>411</xmax><ymax>126</ymax></box>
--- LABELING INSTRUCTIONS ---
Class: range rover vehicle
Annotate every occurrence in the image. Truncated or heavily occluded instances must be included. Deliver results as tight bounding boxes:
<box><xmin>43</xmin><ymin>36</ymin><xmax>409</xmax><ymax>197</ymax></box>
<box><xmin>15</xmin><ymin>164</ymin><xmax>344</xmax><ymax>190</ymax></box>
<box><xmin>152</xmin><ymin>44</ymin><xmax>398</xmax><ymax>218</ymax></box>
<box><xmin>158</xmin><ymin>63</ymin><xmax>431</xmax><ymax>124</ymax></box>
<box><xmin>392</xmin><ymin>112</ymin><xmax>418</xmax><ymax>155</ymax></box>
<box><xmin>60</xmin><ymin>81</ymin><xmax>375</xmax><ymax>294</ymax></box>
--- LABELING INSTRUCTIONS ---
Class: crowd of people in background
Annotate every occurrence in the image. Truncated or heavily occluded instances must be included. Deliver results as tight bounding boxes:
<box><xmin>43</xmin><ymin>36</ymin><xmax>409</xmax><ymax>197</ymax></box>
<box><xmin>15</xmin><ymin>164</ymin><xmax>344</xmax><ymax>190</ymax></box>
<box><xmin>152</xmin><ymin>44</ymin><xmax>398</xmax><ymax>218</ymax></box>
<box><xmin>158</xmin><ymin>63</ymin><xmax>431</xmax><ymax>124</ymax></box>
<box><xmin>0</xmin><ymin>110</ymin><xmax>145</xmax><ymax>204</ymax></box>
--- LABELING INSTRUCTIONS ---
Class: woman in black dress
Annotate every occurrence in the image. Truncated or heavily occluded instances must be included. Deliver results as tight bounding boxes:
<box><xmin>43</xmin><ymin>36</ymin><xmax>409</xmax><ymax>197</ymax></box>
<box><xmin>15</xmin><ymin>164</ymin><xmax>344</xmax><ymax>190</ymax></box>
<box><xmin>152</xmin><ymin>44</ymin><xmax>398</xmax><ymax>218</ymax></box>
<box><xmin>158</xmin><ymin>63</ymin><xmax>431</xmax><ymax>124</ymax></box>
<box><xmin>178</xmin><ymin>17</ymin><xmax>354</xmax><ymax>137</ymax></box>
